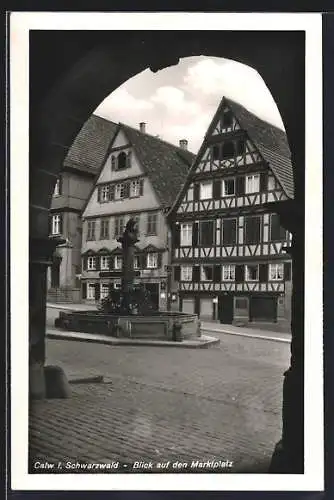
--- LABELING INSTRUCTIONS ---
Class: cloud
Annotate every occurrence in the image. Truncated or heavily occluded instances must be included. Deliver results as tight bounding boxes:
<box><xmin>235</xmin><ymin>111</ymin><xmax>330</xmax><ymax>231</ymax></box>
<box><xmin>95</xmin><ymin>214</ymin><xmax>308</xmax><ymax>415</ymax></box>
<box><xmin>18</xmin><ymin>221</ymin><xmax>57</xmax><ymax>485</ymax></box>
<box><xmin>95</xmin><ymin>88</ymin><xmax>153</xmax><ymax>117</ymax></box>
<box><xmin>183</xmin><ymin>58</ymin><xmax>284</xmax><ymax>129</ymax></box>
<box><xmin>151</xmin><ymin>86</ymin><xmax>200</xmax><ymax>117</ymax></box>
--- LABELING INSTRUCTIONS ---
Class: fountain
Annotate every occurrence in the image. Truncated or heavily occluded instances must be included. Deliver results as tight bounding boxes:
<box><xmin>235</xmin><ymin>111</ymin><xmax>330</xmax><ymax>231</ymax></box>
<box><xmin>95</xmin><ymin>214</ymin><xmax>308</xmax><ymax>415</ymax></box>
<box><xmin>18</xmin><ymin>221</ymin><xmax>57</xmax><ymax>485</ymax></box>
<box><xmin>55</xmin><ymin>218</ymin><xmax>201</xmax><ymax>341</ymax></box>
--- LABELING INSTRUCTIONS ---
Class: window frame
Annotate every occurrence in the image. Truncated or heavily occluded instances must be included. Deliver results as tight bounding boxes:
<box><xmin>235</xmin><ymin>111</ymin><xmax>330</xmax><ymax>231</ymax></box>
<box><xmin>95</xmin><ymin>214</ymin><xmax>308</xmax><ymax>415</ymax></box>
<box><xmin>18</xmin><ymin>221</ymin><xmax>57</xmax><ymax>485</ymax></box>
<box><xmin>199</xmin><ymin>181</ymin><xmax>213</xmax><ymax>200</ymax></box>
<box><xmin>181</xmin><ymin>265</ymin><xmax>192</xmax><ymax>281</ymax></box>
<box><xmin>269</xmin><ymin>263</ymin><xmax>284</xmax><ymax>281</ymax></box>
<box><xmin>146</xmin><ymin>213</ymin><xmax>158</xmax><ymax>236</ymax></box>
<box><xmin>130</xmin><ymin>179</ymin><xmax>141</xmax><ymax>198</ymax></box>
<box><xmin>245</xmin><ymin>174</ymin><xmax>260</xmax><ymax>194</ymax></box>
<box><xmin>222</xmin><ymin>264</ymin><xmax>236</xmax><ymax>281</ymax></box>
<box><xmin>51</xmin><ymin>214</ymin><xmax>61</xmax><ymax>235</ymax></box>
<box><xmin>115</xmin><ymin>183</ymin><xmax>125</xmax><ymax>200</ymax></box>
<box><xmin>114</xmin><ymin>255</ymin><xmax>123</xmax><ymax>270</ymax></box>
<box><xmin>87</xmin><ymin>283</ymin><xmax>96</xmax><ymax>300</ymax></box>
<box><xmin>100</xmin><ymin>256</ymin><xmax>110</xmax><ymax>270</ymax></box>
<box><xmin>100</xmin><ymin>283</ymin><xmax>110</xmax><ymax>299</ymax></box>
<box><xmin>180</xmin><ymin>222</ymin><xmax>192</xmax><ymax>247</ymax></box>
<box><xmin>222</xmin><ymin>178</ymin><xmax>235</xmax><ymax>197</ymax></box>
<box><xmin>147</xmin><ymin>252</ymin><xmax>158</xmax><ymax>269</ymax></box>
<box><xmin>87</xmin><ymin>256</ymin><xmax>97</xmax><ymax>270</ymax></box>
<box><xmin>200</xmin><ymin>264</ymin><xmax>213</xmax><ymax>282</ymax></box>
<box><xmin>245</xmin><ymin>264</ymin><xmax>259</xmax><ymax>282</ymax></box>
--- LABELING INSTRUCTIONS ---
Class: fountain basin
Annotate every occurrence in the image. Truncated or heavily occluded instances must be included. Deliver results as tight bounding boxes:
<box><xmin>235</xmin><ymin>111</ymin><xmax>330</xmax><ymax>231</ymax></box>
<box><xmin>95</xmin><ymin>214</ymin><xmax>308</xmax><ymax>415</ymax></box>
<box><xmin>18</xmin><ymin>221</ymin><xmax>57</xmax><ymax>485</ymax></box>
<box><xmin>54</xmin><ymin>310</ymin><xmax>201</xmax><ymax>341</ymax></box>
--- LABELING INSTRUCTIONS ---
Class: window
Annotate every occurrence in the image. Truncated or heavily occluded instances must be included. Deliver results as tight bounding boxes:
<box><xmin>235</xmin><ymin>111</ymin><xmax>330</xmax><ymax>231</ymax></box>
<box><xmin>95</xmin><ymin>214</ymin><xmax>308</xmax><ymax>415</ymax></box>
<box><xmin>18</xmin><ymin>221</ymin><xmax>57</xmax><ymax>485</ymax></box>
<box><xmin>53</xmin><ymin>178</ymin><xmax>61</xmax><ymax>196</ymax></box>
<box><xmin>117</xmin><ymin>152</ymin><xmax>127</xmax><ymax>170</ymax></box>
<box><xmin>270</xmin><ymin>214</ymin><xmax>287</xmax><ymax>241</ymax></box>
<box><xmin>115</xmin><ymin>183</ymin><xmax>125</xmax><ymax>200</ymax></box>
<box><xmin>245</xmin><ymin>174</ymin><xmax>260</xmax><ymax>193</ymax></box>
<box><xmin>87</xmin><ymin>220</ymin><xmax>96</xmax><ymax>240</ymax></box>
<box><xmin>222</xmin><ymin>265</ymin><xmax>235</xmax><ymax>281</ymax></box>
<box><xmin>244</xmin><ymin>216</ymin><xmax>261</xmax><ymax>244</ymax></box>
<box><xmin>114</xmin><ymin>217</ymin><xmax>125</xmax><ymax>238</ymax></box>
<box><xmin>100</xmin><ymin>283</ymin><xmax>110</xmax><ymax>299</ymax></box>
<box><xmin>181</xmin><ymin>266</ymin><xmax>192</xmax><ymax>281</ymax></box>
<box><xmin>222</xmin><ymin>218</ymin><xmax>237</xmax><ymax>245</ymax></box>
<box><xmin>130</xmin><ymin>179</ymin><xmax>141</xmax><ymax>197</ymax></box>
<box><xmin>114</xmin><ymin>255</ymin><xmax>123</xmax><ymax>270</ymax></box>
<box><xmin>245</xmin><ymin>264</ymin><xmax>259</xmax><ymax>281</ymax></box>
<box><xmin>51</xmin><ymin>214</ymin><xmax>61</xmax><ymax>235</ymax></box>
<box><xmin>235</xmin><ymin>140</ymin><xmax>245</xmax><ymax>156</ymax></box>
<box><xmin>222</xmin><ymin>141</ymin><xmax>235</xmax><ymax>159</ymax></box>
<box><xmin>200</xmin><ymin>181</ymin><xmax>212</xmax><ymax>200</ymax></box>
<box><xmin>100</xmin><ymin>185</ymin><xmax>110</xmax><ymax>202</ymax></box>
<box><xmin>87</xmin><ymin>283</ymin><xmax>96</xmax><ymax>300</ymax></box>
<box><xmin>134</xmin><ymin>255</ymin><xmax>140</xmax><ymax>269</ymax></box>
<box><xmin>222</xmin><ymin>178</ymin><xmax>235</xmax><ymax>196</ymax></box>
<box><xmin>269</xmin><ymin>263</ymin><xmax>284</xmax><ymax>281</ymax></box>
<box><xmin>180</xmin><ymin>223</ymin><xmax>192</xmax><ymax>246</ymax></box>
<box><xmin>268</xmin><ymin>176</ymin><xmax>276</xmax><ymax>191</ymax></box>
<box><xmin>87</xmin><ymin>256</ymin><xmax>96</xmax><ymax>270</ymax></box>
<box><xmin>100</xmin><ymin>256</ymin><xmax>109</xmax><ymax>270</ymax></box>
<box><xmin>147</xmin><ymin>252</ymin><xmax>158</xmax><ymax>269</ymax></box>
<box><xmin>114</xmin><ymin>281</ymin><xmax>121</xmax><ymax>290</ymax></box>
<box><xmin>223</xmin><ymin>110</ymin><xmax>233</xmax><ymax>127</ymax></box>
<box><xmin>147</xmin><ymin>213</ymin><xmax>158</xmax><ymax>235</ymax></box>
<box><xmin>100</xmin><ymin>219</ymin><xmax>109</xmax><ymax>239</ymax></box>
<box><xmin>201</xmin><ymin>265</ymin><xmax>213</xmax><ymax>281</ymax></box>
<box><xmin>199</xmin><ymin>220</ymin><xmax>214</xmax><ymax>246</ymax></box>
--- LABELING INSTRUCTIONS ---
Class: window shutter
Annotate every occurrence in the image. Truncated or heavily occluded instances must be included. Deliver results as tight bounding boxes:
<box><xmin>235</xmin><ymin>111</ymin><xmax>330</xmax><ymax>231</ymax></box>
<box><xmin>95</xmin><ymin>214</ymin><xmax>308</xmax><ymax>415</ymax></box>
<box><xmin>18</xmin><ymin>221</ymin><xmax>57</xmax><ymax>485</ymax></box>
<box><xmin>260</xmin><ymin>172</ymin><xmax>268</xmax><ymax>192</ymax></box>
<box><xmin>213</xmin><ymin>265</ymin><xmax>222</xmax><ymax>283</ymax></box>
<box><xmin>111</xmin><ymin>156</ymin><xmax>116</xmax><ymax>170</ymax></box>
<box><xmin>235</xmin><ymin>265</ymin><xmax>244</xmax><ymax>283</ymax></box>
<box><xmin>200</xmin><ymin>220</ymin><xmax>214</xmax><ymax>246</ymax></box>
<box><xmin>259</xmin><ymin>263</ymin><xmax>268</xmax><ymax>283</ymax></box>
<box><xmin>193</xmin><ymin>266</ymin><xmax>200</xmax><ymax>282</ymax></box>
<box><xmin>97</xmin><ymin>187</ymin><xmax>101</xmax><ymax>202</ymax></box>
<box><xmin>174</xmin><ymin>224</ymin><xmax>181</xmax><ymax>247</ymax></box>
<box><xmin>95</xmin><ymin>284</ymin><xmax>100</xmax><ymax>301</ymax></box>
<box><xmin>109</xmin><ymin>185</ymin><xmax>115</xmax><ymax>201</ymax></box>
<box><xmin>139</xmin><ymin>178</ymin><xmax>144</xmax><ymax>196</ymax></box>
<box><xmin>126</xmin><ymin>151</ymin><xmax>132</xmax><ymax>169</ymax></box>
<box><xmin>192</xmin><ymin>222</ymin><xmax>199</xmax><ymax>247</ymax></box>
<box><xmin>284</xmin><ymin>262</ymin><xmax>292</xmax><ymax>281</ymax></box>
<box><xmin>236</xmin><ymin>176</ymin><xmax>245</xmax><ymax>196</ymax></box>
<box><xmin>174</xmin><ymin>266</ymin><xmax>181</xmax><ymax>281</ymax></box>
<box><xmin>157</xmin><ymin>253</ymin><xmax>163</xmax><ymax>269</ymax></box>
<box><xmin>95</xmin><ymin>255</ymin><xmax>101</xmax><ymax>271</ymax></box>
<box><xmin>193</xmin><ymin>183</ymin><xmax>200</xmax><ymax>201</ymax></box>
<box><xmin>82</xmin><ymin>256</ymin><xmax>87</xmax><ymax>271</ymax></box>
<box><xmin>82</xmin><ymin>282</ymin><xmax>87</xmax><ymax>300</ymax></box>
<box><xmin>48</xmin><ymin>215</ymin><xmax>52</xmax><ymax>235</ymax></box>
<box><xmin>213</xmin><ymin>180</ymin><xmax>221</xmax><ymax>200</ymax></box>
<box><xmin>140</xmin><ymin>254</ymin><xmax>146</xmax><ymax>269</ymax></box>
<box><xmin>59</xmin><ymin>215</ymin><xmax>63</xmax><ymax>235</ymax></box>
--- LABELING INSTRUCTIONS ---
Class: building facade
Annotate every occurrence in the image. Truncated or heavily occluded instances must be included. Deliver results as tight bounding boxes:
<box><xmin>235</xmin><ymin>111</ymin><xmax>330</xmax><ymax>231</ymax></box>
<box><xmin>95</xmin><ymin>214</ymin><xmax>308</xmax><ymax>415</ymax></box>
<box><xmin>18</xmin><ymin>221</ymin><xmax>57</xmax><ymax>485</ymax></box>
<box><xmin>47</xmin><ymin>115</ymin><xmax>118</xmax><ymax>302</ymax></box>
<box><xmin>81</xmin><ymin>122</ymin><xmax>194</xmax><ymax>309</ymax></box>
<box><xmin>169</xmin><ymin>98</ymin><xmax>293</xmax><ymax>328</ymax></box>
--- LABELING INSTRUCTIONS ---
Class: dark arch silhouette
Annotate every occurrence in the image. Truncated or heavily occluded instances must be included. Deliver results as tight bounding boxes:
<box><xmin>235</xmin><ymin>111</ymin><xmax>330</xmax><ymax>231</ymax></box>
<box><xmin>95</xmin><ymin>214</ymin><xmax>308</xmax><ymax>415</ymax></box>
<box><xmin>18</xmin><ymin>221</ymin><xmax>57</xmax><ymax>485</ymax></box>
<box><xmin>29</xmin><ymin>30</ymin><xmax>305</xmax><ymax>473</ymax></box>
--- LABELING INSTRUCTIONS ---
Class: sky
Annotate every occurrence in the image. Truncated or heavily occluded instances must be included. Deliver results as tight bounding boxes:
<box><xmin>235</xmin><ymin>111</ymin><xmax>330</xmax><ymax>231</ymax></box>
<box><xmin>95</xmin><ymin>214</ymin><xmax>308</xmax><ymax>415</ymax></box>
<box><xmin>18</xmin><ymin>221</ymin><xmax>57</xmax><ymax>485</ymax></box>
<box><xmin>94</xmin><ymin>56</ymin><xmax>285</xmax><ymax>154</ymax></box>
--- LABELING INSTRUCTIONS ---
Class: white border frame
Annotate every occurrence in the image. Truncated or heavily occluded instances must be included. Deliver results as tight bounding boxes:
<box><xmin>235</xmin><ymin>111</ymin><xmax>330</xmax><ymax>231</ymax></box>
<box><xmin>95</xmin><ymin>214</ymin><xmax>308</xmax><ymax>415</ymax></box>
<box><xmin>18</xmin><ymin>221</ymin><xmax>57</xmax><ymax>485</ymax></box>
<box><xmin>10</xmin><ymin>12</ymin><xmax>323</xmax><ymax>492</ymax></box>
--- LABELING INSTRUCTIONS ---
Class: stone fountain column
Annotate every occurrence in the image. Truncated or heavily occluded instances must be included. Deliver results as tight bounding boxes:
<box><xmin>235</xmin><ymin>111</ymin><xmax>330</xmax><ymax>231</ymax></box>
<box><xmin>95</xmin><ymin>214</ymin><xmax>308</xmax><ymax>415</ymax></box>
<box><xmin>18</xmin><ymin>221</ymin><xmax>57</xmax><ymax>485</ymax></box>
<box><xmin>117</xmin><ymin>218</ymin><xmax>139</xmax><ymax>314</ymax></box>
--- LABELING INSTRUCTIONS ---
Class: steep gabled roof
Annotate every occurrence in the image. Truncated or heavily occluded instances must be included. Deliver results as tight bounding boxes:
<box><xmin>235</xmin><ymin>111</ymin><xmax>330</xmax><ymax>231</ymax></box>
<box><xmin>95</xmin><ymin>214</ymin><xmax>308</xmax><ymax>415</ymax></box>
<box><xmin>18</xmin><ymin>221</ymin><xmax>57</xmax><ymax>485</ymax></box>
<box><xmin>64</xmin><ymin>115</ymin><xmax>119</xmax><ymax>173</ymax></box>
<box><xmin>225</xmin><ymin>98</ymin><xmax>294</xmax><ymax>199</ymax></box>
<box><xmin>171</xmin><ymin>97</ymin><xmax>294</xmax><ymax>215</ymax></box>
<box><xmin>120</xmin><ymin>124</ymin><xmax>195</xmax><ymax>209</ymax></box>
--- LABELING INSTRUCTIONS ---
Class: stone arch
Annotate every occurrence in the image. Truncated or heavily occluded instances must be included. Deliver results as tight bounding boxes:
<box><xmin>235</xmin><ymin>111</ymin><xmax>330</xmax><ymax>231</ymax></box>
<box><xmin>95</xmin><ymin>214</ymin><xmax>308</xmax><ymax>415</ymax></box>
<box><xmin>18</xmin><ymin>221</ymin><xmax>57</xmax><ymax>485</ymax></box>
<box><xmin>29</xmin><ymin>30</ymin><xmax>305</xmax><ymax>472</ymax></box>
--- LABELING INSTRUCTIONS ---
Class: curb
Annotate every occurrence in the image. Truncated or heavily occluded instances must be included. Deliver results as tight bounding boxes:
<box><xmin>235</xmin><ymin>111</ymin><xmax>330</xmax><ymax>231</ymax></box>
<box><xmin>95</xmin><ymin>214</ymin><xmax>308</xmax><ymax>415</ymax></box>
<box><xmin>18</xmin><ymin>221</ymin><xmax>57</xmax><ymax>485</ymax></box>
<box><xmin>201</xmin><ymin>327</ymin><xmax>291</xmax><ymax>344</ymax></box>
<box><xmin>46</xmin><ymin>330</ymin><xmax>220</xmax><ymax>349</ymax></box>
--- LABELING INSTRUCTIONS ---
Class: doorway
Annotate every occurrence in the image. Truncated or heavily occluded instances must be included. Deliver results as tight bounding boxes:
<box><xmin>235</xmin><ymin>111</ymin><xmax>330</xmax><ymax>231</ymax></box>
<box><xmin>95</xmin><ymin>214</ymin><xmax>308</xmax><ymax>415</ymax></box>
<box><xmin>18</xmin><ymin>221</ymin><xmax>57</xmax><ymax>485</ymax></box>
<box><xmin>249</xmin><ymin>296</ymin><xmax>277</xmax><ymax>322</ymax></box>
<box><xmin>218</xmin><ymin>294</ymin><xmax>234</xmax><ymax>324</ymax></box>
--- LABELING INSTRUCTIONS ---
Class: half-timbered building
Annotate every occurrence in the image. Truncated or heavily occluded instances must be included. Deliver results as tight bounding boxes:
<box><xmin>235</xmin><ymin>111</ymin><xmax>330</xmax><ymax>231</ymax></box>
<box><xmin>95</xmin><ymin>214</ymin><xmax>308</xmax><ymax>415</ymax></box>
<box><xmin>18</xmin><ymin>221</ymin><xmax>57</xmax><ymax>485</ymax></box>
<box><xmin>170</xmin><ymin>97</ymin><xmax>293</xmax><ymax>327</ymax></box>
<box><xmin>81</xmin><ymin>122</ymin><xmax>194</xmax><ymax>309</ymax></box>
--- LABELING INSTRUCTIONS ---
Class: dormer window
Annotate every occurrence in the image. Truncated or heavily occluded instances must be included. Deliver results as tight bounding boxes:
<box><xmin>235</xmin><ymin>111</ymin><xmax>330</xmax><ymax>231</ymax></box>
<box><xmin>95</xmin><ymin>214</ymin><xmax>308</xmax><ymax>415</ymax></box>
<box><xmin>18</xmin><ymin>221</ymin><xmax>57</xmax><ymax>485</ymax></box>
<box><xmin>117</xmin><ymin>152</ymin><xmax>127</xmax><ymax>170</ymax></box>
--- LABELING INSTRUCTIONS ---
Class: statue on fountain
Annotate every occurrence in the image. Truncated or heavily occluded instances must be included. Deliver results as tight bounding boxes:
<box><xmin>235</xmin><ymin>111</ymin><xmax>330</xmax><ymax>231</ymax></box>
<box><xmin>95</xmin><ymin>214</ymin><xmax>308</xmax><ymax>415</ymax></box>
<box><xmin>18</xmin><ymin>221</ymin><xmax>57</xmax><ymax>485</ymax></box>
<box><xmin>99</xmin><ymin>217</ymin><xmax>154</xmax><ymax>315</ymax></box>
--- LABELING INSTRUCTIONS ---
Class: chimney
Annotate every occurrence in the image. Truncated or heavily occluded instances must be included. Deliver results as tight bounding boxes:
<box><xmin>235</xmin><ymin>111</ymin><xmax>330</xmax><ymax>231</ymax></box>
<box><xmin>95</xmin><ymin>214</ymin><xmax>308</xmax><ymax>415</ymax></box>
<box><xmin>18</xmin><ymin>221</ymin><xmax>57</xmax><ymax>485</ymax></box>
<box><xmin>139</xmin><ymin>122</ymin><xmax>146</xmax><ymax>134</ymax></box>
<box><xmin>179</xmin><ymin>139</ymin><xmax>188</xmax><ymax>150</ymax></box>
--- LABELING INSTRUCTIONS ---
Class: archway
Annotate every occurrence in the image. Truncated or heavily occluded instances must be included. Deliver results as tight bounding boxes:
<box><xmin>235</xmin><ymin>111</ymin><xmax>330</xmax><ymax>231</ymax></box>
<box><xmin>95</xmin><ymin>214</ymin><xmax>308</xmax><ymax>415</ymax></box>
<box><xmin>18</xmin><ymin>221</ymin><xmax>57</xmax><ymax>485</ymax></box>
<box><xmin>29</xmin><ymin>29</ymin><xmax>305</xmax><ymax>473</ymax></box>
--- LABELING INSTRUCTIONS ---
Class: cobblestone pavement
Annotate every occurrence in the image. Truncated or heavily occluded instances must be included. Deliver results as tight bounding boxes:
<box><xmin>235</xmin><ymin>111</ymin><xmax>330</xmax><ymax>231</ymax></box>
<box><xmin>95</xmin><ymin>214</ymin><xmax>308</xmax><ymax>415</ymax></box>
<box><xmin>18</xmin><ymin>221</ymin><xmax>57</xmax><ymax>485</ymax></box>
<box><xmin>29</xmin><ymin>328</ymin><xmax>290</xmax><ymax>473</ymax></box>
